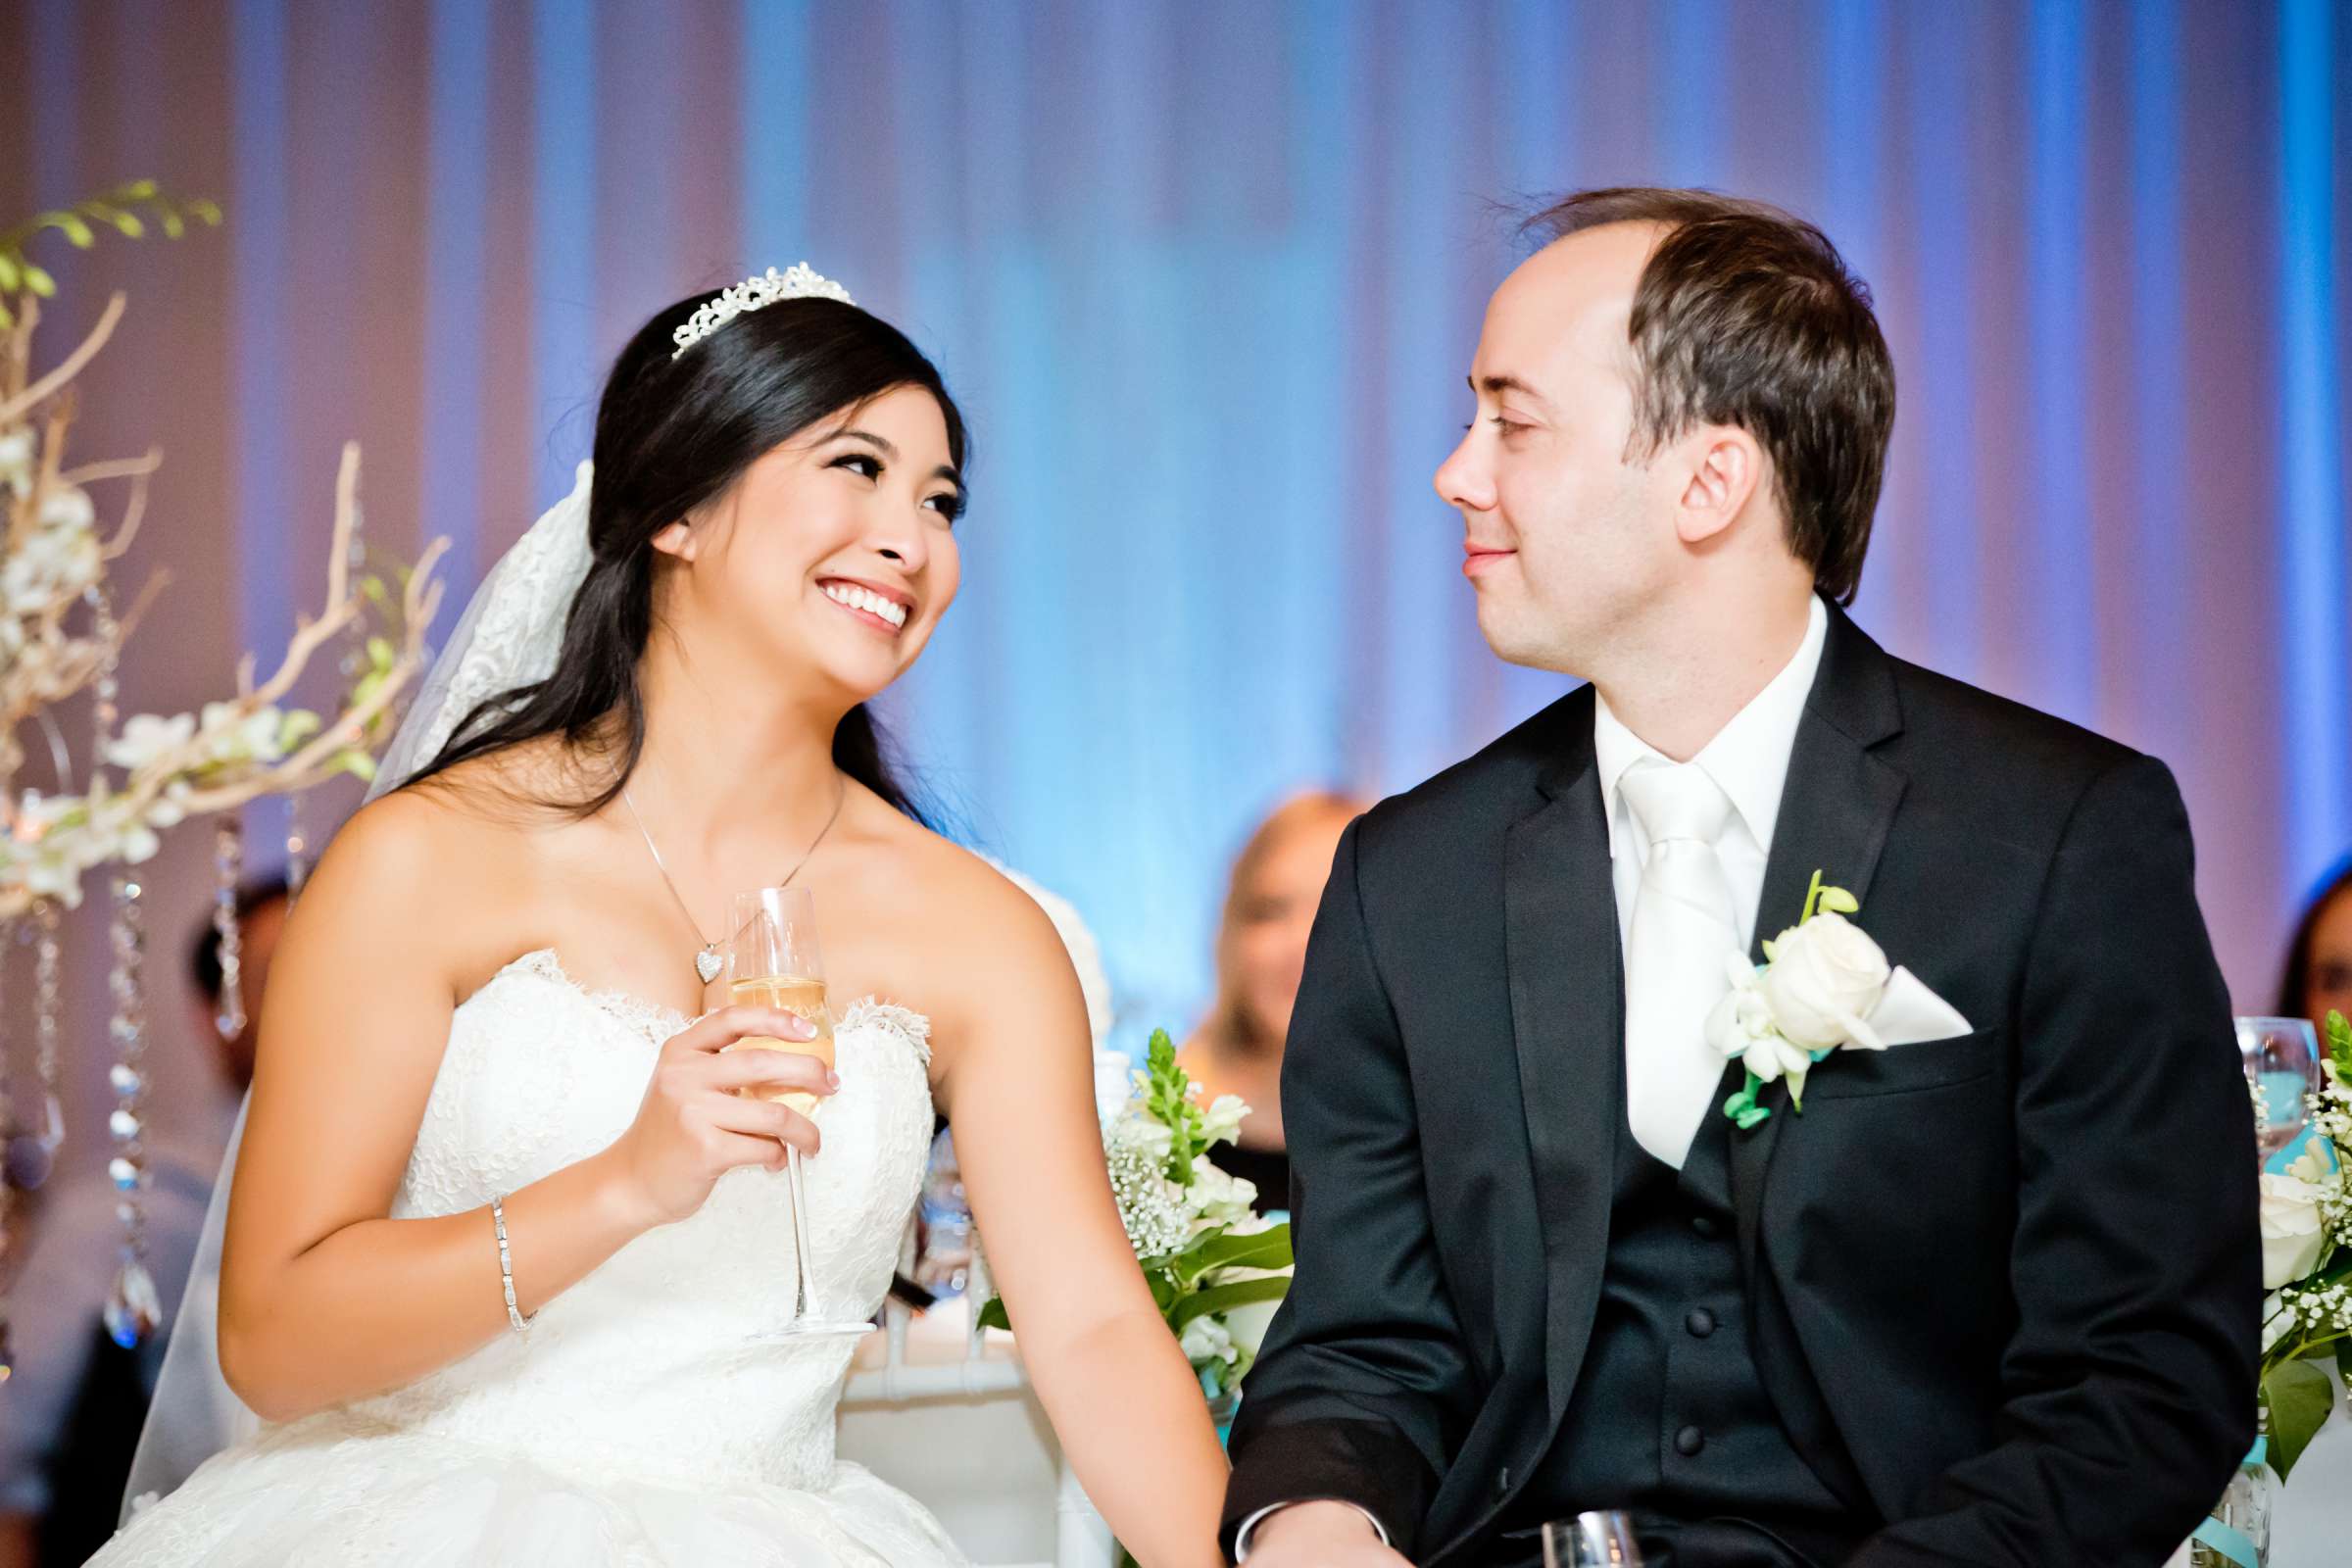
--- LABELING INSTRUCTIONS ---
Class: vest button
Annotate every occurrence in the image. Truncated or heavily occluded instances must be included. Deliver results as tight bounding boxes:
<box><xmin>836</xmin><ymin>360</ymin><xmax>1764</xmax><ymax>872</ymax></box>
<box><xmin>1675</xmin><ymin>1425</ymin><xmax>1706</xmax><ymax>1457</ymax></box>
<box><xmin>1495</xmin><ymin>1466</ymin><xmax>1512</xmax><ymax>1497</ymax></box>
<box><xmin>1686</xmin><ymin>1307</ymin><xmax>1717</xmax><ymax>1338</ymax></box>
<box><xmin>1690</xmin><ymin>1213</ymin><xmax>1721</xmax><ymax>1239</ymax></box>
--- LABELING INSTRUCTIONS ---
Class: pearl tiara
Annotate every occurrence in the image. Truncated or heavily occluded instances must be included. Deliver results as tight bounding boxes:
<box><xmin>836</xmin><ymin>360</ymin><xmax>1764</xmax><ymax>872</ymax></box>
<box><xmin>669</xmin><ymin>263</ymin><xmax>857</xmax><ymax>359</ymax></box>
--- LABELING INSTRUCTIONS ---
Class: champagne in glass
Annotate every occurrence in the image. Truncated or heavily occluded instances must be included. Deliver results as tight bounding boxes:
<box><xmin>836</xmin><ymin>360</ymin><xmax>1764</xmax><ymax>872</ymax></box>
<box><xmin>727</xmin><ymin>973</ymin><xmax>833</xmax><ymax>1114</ymax></box>
<box><xmin>2236</xmin><ymin>1015</ymin><xmax>2322</xmax><ymax>1163</ymax></box>
<box><xmin>725</xmin><ymin>886</ymin><xmax>870</xmax><ymax>1340</ymax></box>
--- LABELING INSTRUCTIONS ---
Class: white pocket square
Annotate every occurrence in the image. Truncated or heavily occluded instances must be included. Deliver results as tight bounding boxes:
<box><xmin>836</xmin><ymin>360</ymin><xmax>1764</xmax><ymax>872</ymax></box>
<box><xmin>1868</xmin><ymin>967</ymin><xmax>1973</xmax><ymax>1047</ymax></box>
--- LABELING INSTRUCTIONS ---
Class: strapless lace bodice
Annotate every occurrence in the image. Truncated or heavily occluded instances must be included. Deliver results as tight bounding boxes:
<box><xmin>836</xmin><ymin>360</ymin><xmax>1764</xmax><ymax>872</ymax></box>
<box><xmin>92</xmin><ymin>950</ymin><xmax>963</xmax><ymax>1567</ymax></box>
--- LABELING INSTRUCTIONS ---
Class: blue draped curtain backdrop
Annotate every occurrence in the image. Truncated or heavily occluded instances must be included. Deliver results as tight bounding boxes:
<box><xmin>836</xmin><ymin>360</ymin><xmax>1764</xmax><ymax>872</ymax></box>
<box><xmin>3</xmin><ymin>0</ymin><xmax>2347</xmax><ymax>1137</ymax></box>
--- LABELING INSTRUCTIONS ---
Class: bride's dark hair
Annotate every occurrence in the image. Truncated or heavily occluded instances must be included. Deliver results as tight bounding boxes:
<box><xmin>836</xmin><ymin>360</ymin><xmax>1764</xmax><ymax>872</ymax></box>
<box><xmin>403</xmin><ymin>288</ymin><xmax>965</xmax><ymax>824</ymax></box>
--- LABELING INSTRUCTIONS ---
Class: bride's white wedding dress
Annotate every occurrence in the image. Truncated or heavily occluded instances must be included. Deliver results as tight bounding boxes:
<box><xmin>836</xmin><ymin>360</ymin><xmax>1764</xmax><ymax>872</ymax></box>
<box><xmin>91</xmin><ymin>948</ymin><xmax>965</xmax><ymax>1567</ymax></box>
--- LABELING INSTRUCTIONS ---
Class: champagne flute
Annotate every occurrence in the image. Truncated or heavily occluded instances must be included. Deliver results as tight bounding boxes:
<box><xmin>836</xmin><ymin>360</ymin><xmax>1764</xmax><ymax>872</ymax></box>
<box><xmin>1542</xmin><ymin>1512</ymin><xmax>1643</xmax><ymax>1567</ymax></box>
<box><xmin>2236</xmin><ymin>1015</ymin><xmax>2322</xmax><ymax>1164</ymax></box>
<box><xmin>725</xmin><ymin>886</ymin><xmax>872</xmax><ymax>1339</ymax></box>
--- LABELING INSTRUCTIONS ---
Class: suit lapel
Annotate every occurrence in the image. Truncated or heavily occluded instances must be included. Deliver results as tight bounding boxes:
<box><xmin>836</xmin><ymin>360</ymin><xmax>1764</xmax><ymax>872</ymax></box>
<box><xmin>1730</xmin><ymin>606</ymin><xmax>1908</xmax><ymax>1280</ymax></box>
<box><xmin>1502</xmin><ymin>690</ymin><xmax>1623</xmax><ymax>1427</ymax></box>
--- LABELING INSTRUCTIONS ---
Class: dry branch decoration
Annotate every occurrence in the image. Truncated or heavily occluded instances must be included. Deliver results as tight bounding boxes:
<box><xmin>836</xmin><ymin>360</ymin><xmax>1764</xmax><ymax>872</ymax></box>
<box><xmin>0</xmin><ymin>189</ymin><xmax>449</xmax><ymax>913</ymax></box>
<box><xmin>0</xmin><ymin>186</ymin><xmax>448</xmax><ymax>1370</ymax></box>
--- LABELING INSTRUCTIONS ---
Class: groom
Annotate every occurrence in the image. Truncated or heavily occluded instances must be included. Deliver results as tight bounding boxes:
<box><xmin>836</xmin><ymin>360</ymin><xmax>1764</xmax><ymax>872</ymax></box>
<box><xmin>1224</xmin><ymin>188</ymin><xmax>2260</xmax><ymax>1567</ymax></box>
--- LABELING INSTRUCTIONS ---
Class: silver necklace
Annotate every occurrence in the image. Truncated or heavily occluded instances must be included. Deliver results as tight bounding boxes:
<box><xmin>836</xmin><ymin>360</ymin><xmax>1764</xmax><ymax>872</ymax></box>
<box><xmin>619</xmin><ymin>776</ymin><xmax>848</xmax><ymax>985</ymax></box>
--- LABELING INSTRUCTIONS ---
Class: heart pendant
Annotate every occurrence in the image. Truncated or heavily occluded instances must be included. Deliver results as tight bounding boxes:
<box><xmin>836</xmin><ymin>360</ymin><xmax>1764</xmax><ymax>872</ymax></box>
<box><xmin>695</xmin><ymin>949</ymin><xmax>723</xmax><ymax>985</ymax></box>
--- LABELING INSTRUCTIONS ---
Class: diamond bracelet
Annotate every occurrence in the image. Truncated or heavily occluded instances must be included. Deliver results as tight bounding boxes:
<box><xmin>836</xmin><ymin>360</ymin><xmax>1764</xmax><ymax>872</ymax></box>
<box><xmin>491</xmin><ymin>1196</ymin><xmax>533</xmax><ymax>1334</ymax></box>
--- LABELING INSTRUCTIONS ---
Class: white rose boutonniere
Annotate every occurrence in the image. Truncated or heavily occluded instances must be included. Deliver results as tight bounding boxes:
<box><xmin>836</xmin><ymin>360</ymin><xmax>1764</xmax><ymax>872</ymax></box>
<box><xmin>1705</xmin><ymin>871</ymin><xmax>1890</xmax><ymax>1127</ymax></box>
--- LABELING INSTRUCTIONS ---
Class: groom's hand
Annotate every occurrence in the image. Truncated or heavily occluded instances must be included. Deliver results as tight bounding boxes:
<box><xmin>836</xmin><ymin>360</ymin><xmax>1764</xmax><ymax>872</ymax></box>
<box><xmin>1242</xmin><ymin>1501</ymin><xmax>1410</xmax><ymax>1567</ymax></box>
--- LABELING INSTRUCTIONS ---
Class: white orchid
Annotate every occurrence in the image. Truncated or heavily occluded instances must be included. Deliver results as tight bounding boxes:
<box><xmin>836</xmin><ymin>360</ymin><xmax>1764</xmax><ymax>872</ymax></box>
<box><xmin>37</xmin><ymin>481</ymin><xmax>95</xmax><ymax>533</ymax></box>
<box><xmin>1199</xmin><ymin>1093</ymin><xmax>1249</xmax><ymax>1146</ymax></box>
<box><xmin>1188</xmin><ymin>1156</ymin><xmax>1259</xmax><ymax>1229</ymax></box>
<box><xmin>0</xmin><ymin>425</ymin><xmax>34</xmax><ymax>494</ymax></box>
<box><xmin>1179</xmin><ymin>1313</ymin><xmax>1240</xmax><ymax>1368</ymax></box>
<box><xmin>198</xmin><ymin>701</ymin><xmax>288</xmax><ymax>765</ymax></box>
<box><xmin>3</xmin><ymin>520</ymin><xmax>102</xmax><ymax>612</ymax></box>
<box><xmin>1706</xmin><ymin>956</ymin><xmax>1817</xmax><ymax>1088</ymax></box>
<box><xmin>105</xmin><ymin>712</ymin><xmax>198</xmax><ymax>772</ymax></box>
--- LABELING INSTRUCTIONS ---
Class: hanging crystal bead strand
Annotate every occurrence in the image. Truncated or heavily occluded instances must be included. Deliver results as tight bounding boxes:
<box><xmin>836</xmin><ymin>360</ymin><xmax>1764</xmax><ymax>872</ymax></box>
<box><xmin>282</xmin><ymin>790</ymin><xmax>308</xmax><ymax>899</ymax></box>
<box><xmin>0</xmin><ymin>920</ymin><xmax>15</xmax><ymax>1384</ymax></box>
<box><xmin>213</xmin><ymin>818</ymin><xmax>246</xmax><ymax>1041</ymax></box>
<box><xmin>104</xmin><ymin>873</ymin><xmax>162</xmax><ymax>1348</ymax></box>
<box><xmin>32</xmin><ymin>901</ymin><xmax>63</xmax><ymax>1170</ymax></box>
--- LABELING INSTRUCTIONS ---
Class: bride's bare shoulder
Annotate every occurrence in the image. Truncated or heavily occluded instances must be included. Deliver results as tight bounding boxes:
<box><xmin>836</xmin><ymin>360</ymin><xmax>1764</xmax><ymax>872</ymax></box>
<box><xmin>861</xmin><ymin>808</ymin><xmax>1088</xmax><ymax>1021</ymax></box>
<box><xmin>312</xmin><ymin>740</ymin><xmax>584</xmax><ymax>916</ymax></box>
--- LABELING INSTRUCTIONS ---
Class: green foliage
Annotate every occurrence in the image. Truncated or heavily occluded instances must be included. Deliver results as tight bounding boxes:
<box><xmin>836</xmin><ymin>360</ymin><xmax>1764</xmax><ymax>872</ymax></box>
<box><xmin>2264</xmin><ymin>1357</ymin><xmax>2334</xmax><ymax>1482</ymax></box>
<box><xmin>1797</xmin><ymin>868</ymin><xmax>1860</xmax><ymax>924</ymax></box>
<box><xmin>1167</xmin><ymin>1274</ymin><xmax>1292</xmax><ymax>1333</ymax></box>
<box><xmin>972</xmin><ymin>1028</ymin><xmax>1294</xmax><ymax>1388</ymax></box>
<box><xmin>0</xmin><ymin>181</ymin><xmax>222</xmax><ymax>327</ymax></box>
<box><xmin>275</xmin><ymin>711</ymin><xmax>323</xmax><ymax>754</ymax></box>
<box><xmin>1140</xmin><ymin>1028</ymin><xmax>1206</xmax><ymax>1187</ymax></box>
<box><xmin>2325</xmin><ymin>1009</ymin><xmax>2352</xmax><ymax>1088</ymax></box>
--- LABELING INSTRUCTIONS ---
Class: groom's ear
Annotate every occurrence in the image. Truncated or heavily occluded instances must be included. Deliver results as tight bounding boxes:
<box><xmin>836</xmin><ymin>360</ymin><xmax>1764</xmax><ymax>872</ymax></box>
<box><xmin>649</xmin><ymin>518</ymin><xmax>699</xmax><ymax>562</ymax></box>
<box><xmin>1674</xmin><ymin>424</ymin><xmax>1766</xmax><ymax>548</ymax></box>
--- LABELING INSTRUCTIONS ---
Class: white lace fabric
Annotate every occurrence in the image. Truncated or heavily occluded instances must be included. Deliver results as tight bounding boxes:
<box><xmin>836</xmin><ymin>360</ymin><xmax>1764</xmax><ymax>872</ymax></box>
<box><xmin>90</xmin><ymin>953</ymin><xmax>963</xmax><ymax>1567</ymax></box>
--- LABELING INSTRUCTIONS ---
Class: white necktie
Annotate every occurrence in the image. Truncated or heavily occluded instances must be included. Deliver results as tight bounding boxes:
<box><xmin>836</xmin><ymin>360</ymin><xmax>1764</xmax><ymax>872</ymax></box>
<box><xmin>1619</xmin><ymin>760</ymin><xmax>1740</xmax><ymax>1169</ymax></box>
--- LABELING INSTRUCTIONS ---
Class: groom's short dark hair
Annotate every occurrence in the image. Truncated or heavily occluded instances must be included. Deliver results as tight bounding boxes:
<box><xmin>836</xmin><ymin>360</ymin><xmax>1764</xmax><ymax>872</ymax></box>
<box><xmin>1525</xmin><ymin>187</ymin><xmax>1894</xmax><ymax>605</ymax></box>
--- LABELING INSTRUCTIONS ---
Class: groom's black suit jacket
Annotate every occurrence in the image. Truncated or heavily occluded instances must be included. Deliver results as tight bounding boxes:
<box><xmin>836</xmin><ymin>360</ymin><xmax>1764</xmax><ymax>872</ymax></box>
<box><xmin>1224</xmin><ymin>605</ymin><xmax>2261</xmax><ymax>1566</ymax></box>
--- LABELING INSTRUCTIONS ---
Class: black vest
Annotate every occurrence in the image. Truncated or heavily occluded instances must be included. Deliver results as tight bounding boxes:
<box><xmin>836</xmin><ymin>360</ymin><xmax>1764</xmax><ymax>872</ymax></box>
<box><xmin>1519</xmin><ymin>1101</ymin><xmax>1858</xmax><ymax>1566</ymax></box>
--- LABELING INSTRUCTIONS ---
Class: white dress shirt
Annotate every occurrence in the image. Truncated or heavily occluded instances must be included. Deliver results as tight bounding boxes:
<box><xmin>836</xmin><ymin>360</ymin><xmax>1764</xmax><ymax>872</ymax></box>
<box><xmin>1593</xmin><ymin>596</ymin><xmax>1828</xmax><ymax>1146</ymax></box>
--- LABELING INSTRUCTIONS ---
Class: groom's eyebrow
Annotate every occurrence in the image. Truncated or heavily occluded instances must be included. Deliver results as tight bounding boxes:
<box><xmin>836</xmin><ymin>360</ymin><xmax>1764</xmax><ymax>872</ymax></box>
<box><xmin>1476</xmin><ymin>373</ymin><xmax>1553</xmax><ymax>412</ymax></box>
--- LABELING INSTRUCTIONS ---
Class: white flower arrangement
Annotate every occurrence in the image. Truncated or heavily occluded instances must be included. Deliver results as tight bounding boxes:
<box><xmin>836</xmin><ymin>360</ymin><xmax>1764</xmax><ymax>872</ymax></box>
<box><xmin>982</xmin><ymin>1030</ymin><xmax>1293</xmax><ymax>1400</ymax></box>
<box><xmin>2254</xmin><ymin>1010</ymin><xmax>2352</xmax><ymax>1482</ymax></box>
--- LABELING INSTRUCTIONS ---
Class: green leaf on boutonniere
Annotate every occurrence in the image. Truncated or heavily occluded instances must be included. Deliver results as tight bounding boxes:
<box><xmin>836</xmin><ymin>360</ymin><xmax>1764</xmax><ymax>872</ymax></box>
<box><xmin>2263</xmin><ymin>1356</ymin><xmax>2335</xmax><ymax>1481</ymax></box>
<box><xmin>1817</xmin><ymin>886</ymin><xmax>1859</xmax><ymax>916</ymax></box>
<box><xmin>975</xmin><ymin>1296</ymin><xmax>1009</xmax><ymax>1333</ymax></box>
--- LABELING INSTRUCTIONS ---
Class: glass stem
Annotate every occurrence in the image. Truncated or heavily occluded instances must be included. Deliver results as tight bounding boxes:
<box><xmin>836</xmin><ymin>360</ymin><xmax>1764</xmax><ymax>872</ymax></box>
<box><xmin>786</xmin><ymin>1142</ymin><xmax>823</xmax><ymax>1320</ymax></box>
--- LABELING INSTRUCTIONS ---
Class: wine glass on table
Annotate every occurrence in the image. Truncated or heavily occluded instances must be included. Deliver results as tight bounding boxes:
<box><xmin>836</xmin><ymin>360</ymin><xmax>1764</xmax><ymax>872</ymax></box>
<box><xmin>726</xmin><ymin>885</ymin><xmax>873</xmax><ymax>1339</ymax></box>
<box><xmin>2236</xmin><ymin>1015</ymin><xmax>2322</xmax><ymax>1166</ymax></box>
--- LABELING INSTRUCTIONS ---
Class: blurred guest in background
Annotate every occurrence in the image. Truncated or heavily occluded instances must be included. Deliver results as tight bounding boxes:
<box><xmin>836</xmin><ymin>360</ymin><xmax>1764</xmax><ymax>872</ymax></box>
<box><xmin>0</xmin><ymin>879</ymin><xmax>288</xmax><ymax>1568</ymax></box>
<box><xmin>2278</xmin><ymin>855</ymin><xmax>2352</xmax><ymax>1037</ymax></box>
<box><xmin>1182</xmin><ymin>792</ymin><xmax>1365</xmax><ymax>1214</ymax></box>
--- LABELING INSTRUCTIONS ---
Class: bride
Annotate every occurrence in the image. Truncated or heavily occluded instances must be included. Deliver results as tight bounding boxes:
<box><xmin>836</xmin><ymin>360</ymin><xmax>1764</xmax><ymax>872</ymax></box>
<box><xmin>88</xmin><ymin>267</ymin><xmax>1229</xmax><ymax>1565</ymax></box>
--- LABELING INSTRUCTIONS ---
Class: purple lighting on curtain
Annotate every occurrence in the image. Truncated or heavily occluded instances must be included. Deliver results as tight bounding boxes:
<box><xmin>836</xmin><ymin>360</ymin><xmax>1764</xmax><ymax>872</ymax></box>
<box><xmin>7</xmin><ymin>0</ymin><xmax>2347</xmax><ymax>1035</ymax></box>
<box><xmin>531</xmin><ymin>0</ymin><xmax>599</xmax><ymax>526</ymax></box>
<box><xmin>421</xmin><ymin>0</ymin><xmax>491</xmax><ymax>580</ymax></box>
<box><xmin>2026</xmin><ymin>0</ymin><xmax>2095</xmax><ymax>724</ymax></box>
<box><xmin>2277</xmin><ymin>0</ymin><xmax>2350</xmax><ymax>893</ymax></box>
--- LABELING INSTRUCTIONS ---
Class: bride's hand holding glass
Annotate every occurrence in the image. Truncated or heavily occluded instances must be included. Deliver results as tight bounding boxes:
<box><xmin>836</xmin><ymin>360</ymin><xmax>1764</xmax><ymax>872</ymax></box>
<box><xmin>600</xmin><ymin>1006</ymin><xmax>837</xmax><ymax>1228</ymax></box>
